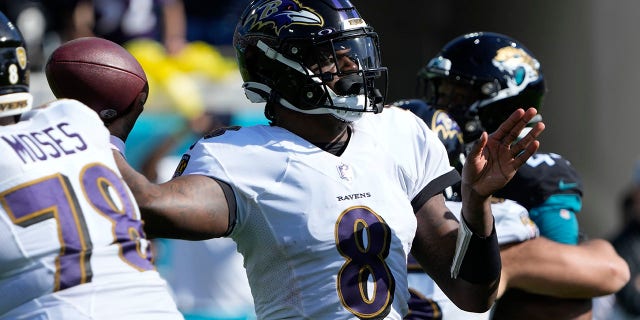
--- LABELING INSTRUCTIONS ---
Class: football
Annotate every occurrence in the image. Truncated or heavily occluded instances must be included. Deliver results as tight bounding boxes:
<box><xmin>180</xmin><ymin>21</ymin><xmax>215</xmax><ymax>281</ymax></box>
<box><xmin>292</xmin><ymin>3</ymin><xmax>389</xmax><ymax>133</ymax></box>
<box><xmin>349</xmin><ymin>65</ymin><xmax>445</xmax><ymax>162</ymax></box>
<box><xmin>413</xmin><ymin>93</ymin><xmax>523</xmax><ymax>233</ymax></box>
<box><xmin>45</xmin><ymin>37</ymin><xmax>148</xmax><ymax>121</ymax></box>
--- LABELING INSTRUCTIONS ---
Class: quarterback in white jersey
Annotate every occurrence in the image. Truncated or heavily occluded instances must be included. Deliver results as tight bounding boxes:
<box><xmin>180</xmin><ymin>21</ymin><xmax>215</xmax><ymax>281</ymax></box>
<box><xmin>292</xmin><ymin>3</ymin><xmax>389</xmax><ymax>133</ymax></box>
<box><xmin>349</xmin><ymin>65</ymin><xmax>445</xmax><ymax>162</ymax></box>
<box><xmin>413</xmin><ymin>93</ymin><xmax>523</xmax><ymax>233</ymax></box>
<box><xmin>101</xmin><ymin>0</ymin><xmax>544</xmax><ymax>319</ymax></box>
<box><xmin>175</xmin><ymin>106</ymin><xmax>456</xmax><ymax>319</ymax></box>
<box><xmin>0</xmin><ymin>99</ymin><xmax>183</xmax><ymax>319</ymax></box>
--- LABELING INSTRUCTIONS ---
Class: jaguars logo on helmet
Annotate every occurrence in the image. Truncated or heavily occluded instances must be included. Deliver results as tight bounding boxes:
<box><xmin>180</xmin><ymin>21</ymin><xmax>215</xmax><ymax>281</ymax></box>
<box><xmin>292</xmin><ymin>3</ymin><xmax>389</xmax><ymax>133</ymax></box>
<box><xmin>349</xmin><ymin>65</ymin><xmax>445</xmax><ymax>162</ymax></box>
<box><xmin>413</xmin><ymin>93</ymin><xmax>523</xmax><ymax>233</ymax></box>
<box><xmin>491</xmin><ymin>46</ymin><xmax>541</xmax><ymax>101</ymax></box>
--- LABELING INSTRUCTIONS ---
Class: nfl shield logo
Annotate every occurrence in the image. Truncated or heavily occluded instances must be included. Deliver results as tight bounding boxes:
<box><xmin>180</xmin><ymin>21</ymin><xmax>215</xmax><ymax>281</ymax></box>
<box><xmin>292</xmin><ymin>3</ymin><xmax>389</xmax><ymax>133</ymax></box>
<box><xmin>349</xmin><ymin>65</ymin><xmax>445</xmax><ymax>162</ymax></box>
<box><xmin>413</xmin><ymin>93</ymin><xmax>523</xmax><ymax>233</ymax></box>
<box><xmin>337</xmin><ymin>163</ymin><xmax>353</xmax><ymax>181</ymax></box>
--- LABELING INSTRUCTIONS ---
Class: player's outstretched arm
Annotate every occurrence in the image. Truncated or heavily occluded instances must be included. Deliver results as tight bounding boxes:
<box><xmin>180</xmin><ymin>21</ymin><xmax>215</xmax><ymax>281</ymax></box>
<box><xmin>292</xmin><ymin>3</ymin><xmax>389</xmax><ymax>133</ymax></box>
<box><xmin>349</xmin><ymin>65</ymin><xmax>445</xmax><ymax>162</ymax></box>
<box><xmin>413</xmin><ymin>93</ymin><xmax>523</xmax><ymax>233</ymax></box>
<box><xmin>108</xmin><ymin>94</ymin><xmax>230</xmax><ymax>240</ymax></box>
<box><xmin>111</xmin><ymin>151</ymin><xmax>230</xmax><ymax>239</ymax></box>
<box><xmin>499</xmin><ymin>237</ymin><xmax>630</xmax><ymax>298</ymax></box>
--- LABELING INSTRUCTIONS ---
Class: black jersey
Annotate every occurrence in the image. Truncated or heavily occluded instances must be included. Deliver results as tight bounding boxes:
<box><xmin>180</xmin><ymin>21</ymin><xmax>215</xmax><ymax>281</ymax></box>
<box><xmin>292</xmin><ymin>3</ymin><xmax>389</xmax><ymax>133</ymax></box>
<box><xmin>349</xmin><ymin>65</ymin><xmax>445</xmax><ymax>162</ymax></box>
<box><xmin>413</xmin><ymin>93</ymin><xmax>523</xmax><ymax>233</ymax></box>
<box><xmin>494</xmin><ymin>152</ymin><xmax>583</xmax><ymax>210</ymax></box>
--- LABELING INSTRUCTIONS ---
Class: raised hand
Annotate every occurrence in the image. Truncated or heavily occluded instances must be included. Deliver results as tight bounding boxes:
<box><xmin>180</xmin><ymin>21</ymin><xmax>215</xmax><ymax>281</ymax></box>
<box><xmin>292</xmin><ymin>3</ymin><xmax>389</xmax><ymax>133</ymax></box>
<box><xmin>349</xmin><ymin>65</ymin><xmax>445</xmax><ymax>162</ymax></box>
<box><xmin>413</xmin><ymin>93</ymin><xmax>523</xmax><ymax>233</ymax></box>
<box><xmin>462</xmin><ymin>108</ymin><xmax>545</xmax><ymax>198</ymax></box>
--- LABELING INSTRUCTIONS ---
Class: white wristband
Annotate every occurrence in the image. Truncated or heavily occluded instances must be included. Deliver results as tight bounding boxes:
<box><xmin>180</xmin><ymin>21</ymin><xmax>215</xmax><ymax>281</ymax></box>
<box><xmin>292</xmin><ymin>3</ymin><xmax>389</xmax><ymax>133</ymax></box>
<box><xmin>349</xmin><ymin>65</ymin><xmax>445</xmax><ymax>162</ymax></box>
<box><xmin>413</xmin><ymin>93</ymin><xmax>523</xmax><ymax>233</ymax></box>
<box><xmin>450</xmin><ymin>215</ymin><xmax>473</xmax><ymax>279</ymax></box>
<box><xmin>109</xmin><ymin>135</ymin><xmax>126</xmax><ymax>158</ymax></box>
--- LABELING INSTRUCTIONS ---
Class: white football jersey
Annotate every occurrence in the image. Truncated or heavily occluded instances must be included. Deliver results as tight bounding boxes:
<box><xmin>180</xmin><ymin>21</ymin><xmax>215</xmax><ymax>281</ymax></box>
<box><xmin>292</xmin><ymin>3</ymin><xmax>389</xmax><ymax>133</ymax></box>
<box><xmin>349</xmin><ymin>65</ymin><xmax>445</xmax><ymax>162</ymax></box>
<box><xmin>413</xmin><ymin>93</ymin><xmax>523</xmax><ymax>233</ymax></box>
<box><xmin>0</xmin><ymin>100</ymin><xmax>182</xmax><ymax>320</ymax></box>
<box><xmin>177</xmin><ymin>106</ymin><xmax>458</xmax><ymax>319</ymax></box>
<box><xmin>408</xmin><ymin>199</ymin><xmax>539</xmax><ymax>320</ymax></box>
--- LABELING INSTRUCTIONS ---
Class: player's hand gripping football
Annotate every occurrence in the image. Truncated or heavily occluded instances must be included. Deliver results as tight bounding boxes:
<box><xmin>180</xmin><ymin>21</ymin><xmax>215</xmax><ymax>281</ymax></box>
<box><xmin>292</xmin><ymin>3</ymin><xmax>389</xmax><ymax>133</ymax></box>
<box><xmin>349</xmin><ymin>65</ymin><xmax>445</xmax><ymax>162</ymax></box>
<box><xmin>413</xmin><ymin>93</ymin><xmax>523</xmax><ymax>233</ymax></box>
<box><xmin>462</xmin><ymin>108</ymin><xmax>545</xmax><ymax>198</ymax></box>
<box><xmin>106</xmin><ymin>92</ymin><xmax>146</xmax><ymax>142</ymax></box>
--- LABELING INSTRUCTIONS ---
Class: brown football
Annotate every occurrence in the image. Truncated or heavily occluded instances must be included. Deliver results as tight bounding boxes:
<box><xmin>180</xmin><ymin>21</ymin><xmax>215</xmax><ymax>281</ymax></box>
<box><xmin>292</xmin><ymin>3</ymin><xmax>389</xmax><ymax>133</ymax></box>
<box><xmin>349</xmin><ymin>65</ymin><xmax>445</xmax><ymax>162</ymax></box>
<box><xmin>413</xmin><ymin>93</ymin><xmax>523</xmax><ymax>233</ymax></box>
<box><xmin>45</xmin><ymin>37</ymin><xmax>148</xmax><ymax>121</ymax></box>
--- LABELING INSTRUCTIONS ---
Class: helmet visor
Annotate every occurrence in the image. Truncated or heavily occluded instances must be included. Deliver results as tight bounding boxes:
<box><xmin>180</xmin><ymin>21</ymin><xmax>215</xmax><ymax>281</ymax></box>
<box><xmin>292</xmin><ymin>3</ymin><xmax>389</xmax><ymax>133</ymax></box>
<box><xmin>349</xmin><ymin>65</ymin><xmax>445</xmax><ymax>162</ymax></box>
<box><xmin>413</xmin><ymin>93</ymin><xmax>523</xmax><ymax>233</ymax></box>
<box><xmin>308</xmin><ymin>35</ymin><xmax>382</xmax><ymax>77</ymax></box>
<box><xmin>281</xmin><ymin>31</ymin><xmax>387</xmax><ymax>114</ymax></box>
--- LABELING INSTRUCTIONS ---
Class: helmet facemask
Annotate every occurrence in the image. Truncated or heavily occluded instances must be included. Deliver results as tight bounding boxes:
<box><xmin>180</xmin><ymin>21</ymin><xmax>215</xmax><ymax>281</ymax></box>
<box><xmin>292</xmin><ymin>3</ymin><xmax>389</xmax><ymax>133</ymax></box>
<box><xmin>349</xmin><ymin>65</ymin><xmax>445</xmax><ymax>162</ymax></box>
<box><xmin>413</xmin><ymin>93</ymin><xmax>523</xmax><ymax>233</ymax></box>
<box><xmin>305</xmin><ymin>33</ymin><xmax>386</xmax><ymax>111</ymax></box>
<box><xmin>242</xmin><ymin>29</ymin><xmax>388</xmax><ymax>123</ymax></box>
<box><xmin>421</xmin><ymin>72</ymin><xmax>487</xmax><ymax>142</ymax></box>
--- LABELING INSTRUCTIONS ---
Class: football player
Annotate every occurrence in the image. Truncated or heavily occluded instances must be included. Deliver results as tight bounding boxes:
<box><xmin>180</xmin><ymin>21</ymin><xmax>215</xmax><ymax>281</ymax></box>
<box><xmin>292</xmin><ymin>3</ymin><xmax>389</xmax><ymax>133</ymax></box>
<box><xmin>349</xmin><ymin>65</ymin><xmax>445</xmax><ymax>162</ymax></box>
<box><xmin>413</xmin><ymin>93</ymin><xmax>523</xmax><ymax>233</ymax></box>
<box><xmin>101</xmin><ymin>0</ymin><xmax>544</xmax><ymax>319</ymax></box>
<box><xmin>397</xmin><ymin>31</ymin><xmax>629</xmax><ymax>319</ymax></box>
<box><xmin>418</xmin><ymin>31</ymin><xmax>582</xmax><ymax>245</ymax></box>
<box><xmin>0</xmin><ymin>11</ymin><xmax>183</xmax><ymax>319</ymax></box>
<box><xmin>394</xmin><ymin>101</ymin><xmax>629</xmax><ymax>320</ymax></box>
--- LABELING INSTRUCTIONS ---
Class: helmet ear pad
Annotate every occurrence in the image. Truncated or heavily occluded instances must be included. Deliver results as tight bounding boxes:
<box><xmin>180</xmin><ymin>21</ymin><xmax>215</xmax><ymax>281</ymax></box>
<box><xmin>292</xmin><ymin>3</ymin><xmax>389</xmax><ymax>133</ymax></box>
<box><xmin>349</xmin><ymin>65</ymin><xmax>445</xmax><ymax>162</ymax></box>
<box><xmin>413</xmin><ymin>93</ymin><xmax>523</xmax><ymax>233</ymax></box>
<box><xmin>240</xmin><ymin>42</ymin><xmax>329</xmax><ymax>109</ymax></box>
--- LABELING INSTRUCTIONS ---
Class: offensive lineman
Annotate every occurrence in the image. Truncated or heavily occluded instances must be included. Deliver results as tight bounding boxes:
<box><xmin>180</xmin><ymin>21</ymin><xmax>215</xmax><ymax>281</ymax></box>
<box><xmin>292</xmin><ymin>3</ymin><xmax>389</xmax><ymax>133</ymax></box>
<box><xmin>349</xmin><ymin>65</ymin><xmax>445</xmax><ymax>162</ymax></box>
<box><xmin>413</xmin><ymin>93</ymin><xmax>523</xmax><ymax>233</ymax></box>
<box><xmin>0</xmin><ymin>12</ymin><xmax>182</xmax><ymax>319</ymax></box>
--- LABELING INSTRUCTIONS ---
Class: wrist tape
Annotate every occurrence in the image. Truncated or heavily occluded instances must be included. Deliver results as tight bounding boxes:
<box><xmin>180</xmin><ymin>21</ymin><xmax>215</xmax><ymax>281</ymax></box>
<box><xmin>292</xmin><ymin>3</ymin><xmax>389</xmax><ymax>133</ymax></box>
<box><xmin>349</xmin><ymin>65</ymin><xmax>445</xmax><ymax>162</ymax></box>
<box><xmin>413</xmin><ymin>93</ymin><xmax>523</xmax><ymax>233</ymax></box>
<box><xmin>450</xmin><ymin>215</ymin><xmax>501</xmax><ymax>283</ymax></box>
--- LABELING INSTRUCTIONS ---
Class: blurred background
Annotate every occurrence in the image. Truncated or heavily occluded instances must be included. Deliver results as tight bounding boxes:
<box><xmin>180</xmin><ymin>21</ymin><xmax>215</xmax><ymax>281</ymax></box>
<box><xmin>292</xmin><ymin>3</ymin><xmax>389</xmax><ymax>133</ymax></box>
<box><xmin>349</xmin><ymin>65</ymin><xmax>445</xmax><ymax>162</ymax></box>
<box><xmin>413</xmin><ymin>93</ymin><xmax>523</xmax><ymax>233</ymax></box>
<box><xmin>3</xmin><ymin>0</ymin><xmax>638</xmax><ymax>239</ymax></box>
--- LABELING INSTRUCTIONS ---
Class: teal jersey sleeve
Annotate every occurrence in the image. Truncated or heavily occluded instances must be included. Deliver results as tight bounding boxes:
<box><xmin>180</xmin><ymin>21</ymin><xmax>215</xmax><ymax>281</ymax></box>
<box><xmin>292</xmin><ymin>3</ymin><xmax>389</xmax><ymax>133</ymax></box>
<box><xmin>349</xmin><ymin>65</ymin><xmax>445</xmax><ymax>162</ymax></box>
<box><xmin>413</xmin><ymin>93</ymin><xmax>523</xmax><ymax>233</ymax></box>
<box><xmin>528</xmin><ymin>193</ymin><xmax>582</xmax><ymax>244</ymax></box>
<box><xmin>495</xmin><ymin>152</ymin><xmax>583</xmax><ymax>244</ymax></box>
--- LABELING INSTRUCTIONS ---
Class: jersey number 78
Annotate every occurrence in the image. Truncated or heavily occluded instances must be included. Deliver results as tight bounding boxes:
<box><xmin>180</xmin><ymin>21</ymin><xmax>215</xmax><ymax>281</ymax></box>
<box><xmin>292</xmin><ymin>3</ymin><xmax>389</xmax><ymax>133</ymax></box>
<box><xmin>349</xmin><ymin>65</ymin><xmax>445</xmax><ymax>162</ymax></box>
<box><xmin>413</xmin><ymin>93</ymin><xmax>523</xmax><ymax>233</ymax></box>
<box><xmin>1</xmin><ymin>163</ymin><xmax>153</xmax><ymax>291</ymax></box>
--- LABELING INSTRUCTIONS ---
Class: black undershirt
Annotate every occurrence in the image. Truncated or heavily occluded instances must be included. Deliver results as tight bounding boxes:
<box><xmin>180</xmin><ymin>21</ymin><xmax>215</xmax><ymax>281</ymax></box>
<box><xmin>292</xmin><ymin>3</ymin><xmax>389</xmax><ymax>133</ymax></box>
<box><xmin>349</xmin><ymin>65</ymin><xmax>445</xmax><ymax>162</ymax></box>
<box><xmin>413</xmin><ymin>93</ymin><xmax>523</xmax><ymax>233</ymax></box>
<box><xmin>312</xmin><ymin>126</ymin><xmax>352</xmax><ymax>156</ymax></box>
